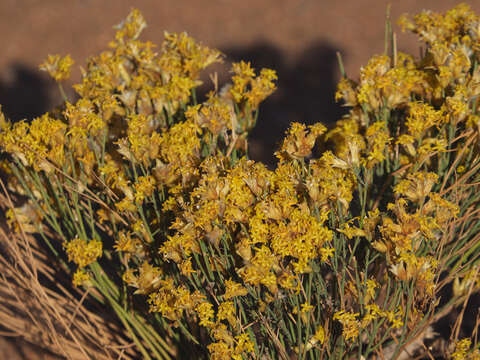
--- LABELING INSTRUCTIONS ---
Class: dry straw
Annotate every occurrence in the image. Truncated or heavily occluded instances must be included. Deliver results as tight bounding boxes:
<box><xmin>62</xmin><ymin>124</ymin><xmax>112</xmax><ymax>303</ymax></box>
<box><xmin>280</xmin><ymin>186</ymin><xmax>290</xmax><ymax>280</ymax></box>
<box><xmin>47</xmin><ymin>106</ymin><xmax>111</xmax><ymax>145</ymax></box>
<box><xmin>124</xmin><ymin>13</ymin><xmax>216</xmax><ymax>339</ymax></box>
<box><xmin>0</xmin><ymin>185</ymin><xmax>140</xmax><ymax>359</ymax></box>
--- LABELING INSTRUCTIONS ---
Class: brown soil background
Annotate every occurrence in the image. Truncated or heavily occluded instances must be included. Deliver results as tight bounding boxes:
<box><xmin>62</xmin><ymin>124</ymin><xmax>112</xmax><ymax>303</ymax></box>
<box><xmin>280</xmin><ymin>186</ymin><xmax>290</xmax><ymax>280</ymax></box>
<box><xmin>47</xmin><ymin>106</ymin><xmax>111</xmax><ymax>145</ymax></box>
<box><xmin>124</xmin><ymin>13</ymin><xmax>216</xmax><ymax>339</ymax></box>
<box><xmin>1</xmin><ymin>1</ymin><xmax>479</xmax><ymax>358</ymax></box>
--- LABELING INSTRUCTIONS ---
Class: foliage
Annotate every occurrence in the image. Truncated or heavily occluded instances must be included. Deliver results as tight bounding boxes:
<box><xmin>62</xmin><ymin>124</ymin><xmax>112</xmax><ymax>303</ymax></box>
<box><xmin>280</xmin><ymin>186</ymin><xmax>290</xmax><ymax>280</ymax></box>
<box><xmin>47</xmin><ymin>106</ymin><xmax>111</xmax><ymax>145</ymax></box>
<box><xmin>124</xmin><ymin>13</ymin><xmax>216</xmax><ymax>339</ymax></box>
<box><xmin>2</xmin><ymin>4</ymin><xmax>480</xmax><ymax>359</ymax></box>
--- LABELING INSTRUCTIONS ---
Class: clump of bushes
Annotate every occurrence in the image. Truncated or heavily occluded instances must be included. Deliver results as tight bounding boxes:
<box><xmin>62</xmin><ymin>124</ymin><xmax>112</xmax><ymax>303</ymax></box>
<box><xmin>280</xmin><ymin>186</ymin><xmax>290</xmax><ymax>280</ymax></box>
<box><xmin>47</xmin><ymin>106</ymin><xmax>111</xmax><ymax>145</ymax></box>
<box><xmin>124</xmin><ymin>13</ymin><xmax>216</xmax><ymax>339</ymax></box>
<box><xmin>1</xmin><ymin>4</ymin><xmax>480</xmax><ymax>359</ymax></box>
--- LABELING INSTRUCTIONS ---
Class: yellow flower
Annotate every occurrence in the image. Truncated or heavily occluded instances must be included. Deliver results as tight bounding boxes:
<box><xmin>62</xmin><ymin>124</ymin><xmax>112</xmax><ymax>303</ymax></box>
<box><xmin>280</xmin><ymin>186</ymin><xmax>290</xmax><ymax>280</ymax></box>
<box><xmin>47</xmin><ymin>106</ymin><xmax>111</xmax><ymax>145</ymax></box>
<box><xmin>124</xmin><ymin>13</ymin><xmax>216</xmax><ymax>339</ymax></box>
<box><xmin>230</xmin><ymin>61</ymin><xmax>277</xmax><ymax>109</ymax></box>
<box><xmin>313</xmin><ymin>325</ymin><xmax>326</xmax><ymax>345</ymax></box>
<box><xmin>301</xmin><ymin>302</ymin><xmax>314</xmax><ymax>313</ymax></box>
<box><xmin>319</xmin><ymin>247</ymin><xmax>335</xmax><ymax>262</ymax></box>
<box><xmin>389</xmin><ymin>311</ymin><xmax>404</xmax><ymax>329</ymax></box>
<box><xmin>333</xmin><ymin>310</ymin><xmax>360</xmax><ymax>342</ymax></box>
<box><xmin>417</xmin><ymin>137</ymin><xmax>448</xmax><ymax>158</ymax></box>
<box><xmin>114</xmin><ymin>231</ymin><xmax>139</xmax><ymax>253</ymax></box>
<box><xmin>72</xmin><ymin>268</ymin><xmax>92</xmax><ymax>287</ymax></box>
<box><xmin>0</xmin><ymin>114</ymin><xmax>67</xmax><ymax>170</ymax></box>
<box><xmin>217</xmin><ymin>301</ymin><xmax>236</xmax><ymax>326</ymax></box>
<box><xmin>39</xmin><ymin>54</ymin><xmax>74</xmax><ymax>81</ymax></box>
<box><xmin>390</xmin><ymin>253</ymin><xmax>438</xmax><ymax>296</ymax></box>
<box><xmin>452</xmin><ymin>338</ymin><xmax>472</xmax><ymax>360</ymax></box>
<box><xmin>134</xmin><ymin>175</ymin><xmax>156</xmax><ymax>204</ymax></box>
<box><xmin>398</xmin><ymin>4</ymin><xmax>477</xmax><ymax>47</ymax></box>
<box><xmin>65</xmin><ymin>238</ymin><xmax>102</xmax><ymax>268</ymax></box>
<box><xmin>234</xmin><ymin>333</ymin><xmax>255</xmax><ymax>355</ymax></box>
<box><xmin>113</xmin><ymin>8</ymin><xmax>146</xmax><ymax>42</ymax></box>
<box><xmin>132</xmin><ymin>262</ymin><xmax>163</xmax><ymax>295</ymax></box>
<box><xmin>356</xmin><ymin>53</ymin><xmax>428</xmax><ymax>110</ymax></box>
<box><xmin>208</xmin><ymin>341</ymin><xmax>233</xmax><ymax>360</ymax></box>
<box><xmin>224</xmin><ymin>279</ymin><xmax>248</xmax><ymax>299</ymax></box>
<box><xmin>337</xmin><ymin>222</ymin><xmax>367</xmax><ymax>240</ymax></box>
<box><xmin>335</xmin><ymin>77</ymin><xmax>358</xmax><ymax>106</ymax></box>
<box><xmin>196</xmin><ymin>301</ymin><xmax>215</xmax><ymax>328</ymax></box>
<box><xmin>394</xmin><ymin>172</ymin><xmax>438</xmax><ymax>202</ymax></box>
<box><xmin>406</xmin><ymin>102</ymin><xmax>444</xmax><ymax>139</ymax></box>
<box><xmin>276</xmin><ymin>122</ymin><xmax>327</xmax><ymax>161</ymax></box>
<box><xmin>365</xmin><ymin>279</ymin><xmax>379</xmax><ymax>302</ymax></box>
<box><xmin>115</xmin><ymin>197</ymin><xmax>137</xmax><ymax>213</ymax></box>
<box><xmin>148</xmin><ymin>280</ymin><xmax>201</xmax><ymax>321</ymax></box>
<box><xmin>161</xmin><ymin>31</ymin><xmax>222</xmax><ymax>79</ymax></box>
<box><xmin>179</xmin><ymin>257</ymin><xmax>197</xmax><ymax>277</ymax></box>
<box><xmin>364</xmin><ymin>121</ymin><xmax>391</xmax><ymax>168</ymax></box>
<box><xmin>307</xmin><ymin>152</ymin><xmax>356</xmax><ymax>210</ymax></box>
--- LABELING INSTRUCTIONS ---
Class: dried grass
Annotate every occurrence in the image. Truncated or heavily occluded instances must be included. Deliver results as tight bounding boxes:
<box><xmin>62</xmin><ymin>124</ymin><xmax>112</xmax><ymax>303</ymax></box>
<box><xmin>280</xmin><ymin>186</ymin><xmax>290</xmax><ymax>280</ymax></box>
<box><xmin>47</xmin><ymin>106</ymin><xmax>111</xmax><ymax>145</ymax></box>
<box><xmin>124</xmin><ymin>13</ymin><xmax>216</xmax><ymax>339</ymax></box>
<box><xmin>0</xmin><ymin>186</ymin><xmax>140</xmax><ymax>360</ymax></box>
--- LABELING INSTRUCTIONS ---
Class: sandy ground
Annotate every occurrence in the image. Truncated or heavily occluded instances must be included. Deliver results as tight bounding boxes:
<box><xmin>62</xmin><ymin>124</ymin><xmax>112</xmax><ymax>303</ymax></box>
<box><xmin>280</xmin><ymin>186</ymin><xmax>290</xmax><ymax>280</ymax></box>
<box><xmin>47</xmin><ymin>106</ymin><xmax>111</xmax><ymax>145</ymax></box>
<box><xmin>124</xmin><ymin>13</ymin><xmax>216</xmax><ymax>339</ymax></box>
<box><xmin>1</xmin><ymin>0</ymin><xmax>479</xmax><ymax>358</ymax></box>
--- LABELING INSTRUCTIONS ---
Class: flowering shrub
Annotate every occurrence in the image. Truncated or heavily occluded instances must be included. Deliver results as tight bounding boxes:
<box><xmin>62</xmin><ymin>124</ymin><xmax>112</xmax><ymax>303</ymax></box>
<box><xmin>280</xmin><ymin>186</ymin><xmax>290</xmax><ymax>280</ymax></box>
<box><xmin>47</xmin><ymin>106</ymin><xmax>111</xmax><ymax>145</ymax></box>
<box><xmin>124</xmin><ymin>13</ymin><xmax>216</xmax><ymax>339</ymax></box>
<box><xmin>2</xmin><ymin>4</ymin><xmax>480</xmax><ymax>359</ymax></box>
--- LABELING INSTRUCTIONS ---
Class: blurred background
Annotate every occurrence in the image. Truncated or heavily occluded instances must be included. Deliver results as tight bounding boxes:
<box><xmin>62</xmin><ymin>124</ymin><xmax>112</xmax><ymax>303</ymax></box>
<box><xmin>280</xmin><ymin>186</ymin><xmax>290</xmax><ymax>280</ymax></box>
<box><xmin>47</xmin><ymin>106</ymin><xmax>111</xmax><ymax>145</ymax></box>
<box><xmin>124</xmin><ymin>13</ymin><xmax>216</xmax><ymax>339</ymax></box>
<box><xmin>0</xmin><ymin>1</ymin><xmax>478</xmax><ymax>357</ymax></box>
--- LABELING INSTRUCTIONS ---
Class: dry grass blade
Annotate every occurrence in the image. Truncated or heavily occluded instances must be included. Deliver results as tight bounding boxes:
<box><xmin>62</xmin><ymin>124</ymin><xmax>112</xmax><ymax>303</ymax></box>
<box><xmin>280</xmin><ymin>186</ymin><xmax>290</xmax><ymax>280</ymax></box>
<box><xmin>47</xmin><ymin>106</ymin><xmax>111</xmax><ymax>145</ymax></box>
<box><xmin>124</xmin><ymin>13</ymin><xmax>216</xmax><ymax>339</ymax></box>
<box><xmin>0</xmin><ymin>188</ymin><xmax>139</xmax><ymax>359</ymax></box>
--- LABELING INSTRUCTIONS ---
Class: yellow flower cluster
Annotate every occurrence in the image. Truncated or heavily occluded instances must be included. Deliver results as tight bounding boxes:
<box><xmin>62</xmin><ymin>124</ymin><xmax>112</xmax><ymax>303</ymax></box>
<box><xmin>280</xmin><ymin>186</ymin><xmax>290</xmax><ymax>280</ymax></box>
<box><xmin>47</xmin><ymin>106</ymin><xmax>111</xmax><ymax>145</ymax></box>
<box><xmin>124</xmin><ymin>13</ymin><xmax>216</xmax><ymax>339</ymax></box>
<box><xmin>332</xmin><ymin>311</ymin><xmax>360</xmax><ymax>341</ymax></box>
<box><xmin>65</xmin><ymin>237</ymin><xmax>102</xmax><ymax>268</ymax></box>
<box><xmin>398</xmin><ymin>4</ymin><xmax>478</xmax><ymax>48</ymax></box>
<box><xmin>230</xmin><ymin>61</ymin><xmax>277</xmax><ymax>110</ymax></box>
<box><xmin>39</xmin><ymin>54</ymin><xmax>74</xmax><ymax>81</ymax></box>
<box><xmin>451</xmin><ymin>338</ymin><xmax>480</xmax><ymax>360</ymax></box>
<box><xmin>208</xmin><ymin>331</ymin><xmax>255</xmax><ymax>360</ymax></box>
<box><xmin>306</xmin><ymin>151</ymin><xmax>356</xmax><ymax>210</ymax></box>
<box><xmin>276</xmin><ymin>122</ymin><xmax>326</xmax><ymax>161</ymax></box>
<box><xmin>372</xmin><ymin>187</ymin><xmax>457</xmax><ymax>297</ymax></box>
<box><xmin>148</xmin><ymin>275</ymin><xmax>254</xmax><ymax>360</ymax></box>
<box><xmin>148</xmin><ymin>277</ymin><xmax>204</xmax><ymax>321</ymax></box>
<box><xmin>72</xmin><ymin>268</ymin><xmax>92</xmax><ymax>287</ymax></box>
<box><xmin>2</xmin><ymin>5</ymin><xmax>480</xmax><ymax>359</ymax></box>
<box><xmin>0</xmin><ymin>113</ymin><xmax>66</xmax><ymax>171</ymax></box>
<box><xmin>186</xmin><ymin>95</ymin><xmax>234</xmax><ymax>137</ymax></box>
<box><xmin>353</xmin><ymin>53</ymin><xmax>429</xmax><ymax>111</ymax></box>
